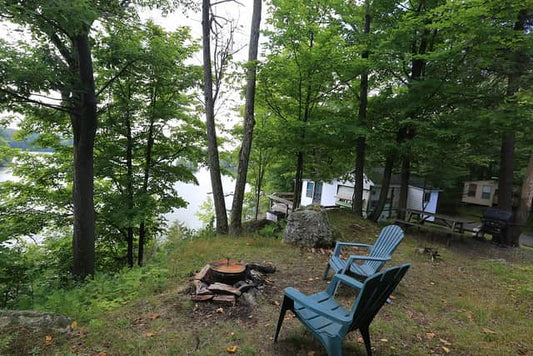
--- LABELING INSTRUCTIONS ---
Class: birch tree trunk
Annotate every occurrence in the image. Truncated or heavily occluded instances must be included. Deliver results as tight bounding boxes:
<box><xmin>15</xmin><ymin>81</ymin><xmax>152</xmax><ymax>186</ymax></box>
<box><xmin>230</xmin><ymin>0</ymin><xmax>262</xmax><ymax>235</ymax></box>
<box><xmin>353</xmin><ymin>0</ymin><xmax>371</xmax><ymax>217</ymax></box>
<box><xmin>202</xmin><ymin>0</ymin><xmax>228</xmax><ymax>234</ymax></box>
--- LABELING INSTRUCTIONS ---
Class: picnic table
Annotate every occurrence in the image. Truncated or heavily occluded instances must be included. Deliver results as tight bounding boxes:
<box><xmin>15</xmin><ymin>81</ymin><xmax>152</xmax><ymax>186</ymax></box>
<box><xmin>396</xmin><ymin>209</ymin><xmax>477</xmax><ymax>237</ymax></box>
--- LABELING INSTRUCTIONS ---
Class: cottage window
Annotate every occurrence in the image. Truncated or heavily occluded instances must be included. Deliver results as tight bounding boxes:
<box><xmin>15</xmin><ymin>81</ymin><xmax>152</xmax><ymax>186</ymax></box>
<box><xmin>467</xmin><ymin>183</ymin><xmax>477</xmax><ymax>197</ymax></box>
<box><xmin>481</xmin><ymin>185</ymin><xmax>491</xmax><ymax>200</ymax></box>
<box><xmin>306</xmin><ymin>182</ymin><xmax>314</xmax><ymax>198</ymax></box>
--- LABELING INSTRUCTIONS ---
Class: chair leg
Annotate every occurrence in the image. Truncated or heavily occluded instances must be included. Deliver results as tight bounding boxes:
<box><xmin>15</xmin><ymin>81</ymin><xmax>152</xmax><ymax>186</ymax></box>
<box><xmin>360</xmin><ymin>325</ymin><xmax>372</xmax><ymax>356</ymax></box>
<box><xmin>323</xmin><ymin>263</ymin><xmax>331</xmax><ymax>280</ymax></box>
<box><xmin>326</xmin><ymin>337</ymin><xmax>343</xmax><ymax>356</ymax></box>
<box><xmin>274</xmin><ymin>295</ymin><xmax>294</xmax><ymax>342</ymax></box>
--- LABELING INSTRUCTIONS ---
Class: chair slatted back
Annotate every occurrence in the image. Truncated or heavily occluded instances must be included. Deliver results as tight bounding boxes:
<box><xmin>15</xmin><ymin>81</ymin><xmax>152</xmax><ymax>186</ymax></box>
<box><xmin>366</xmin><ymin>225</ymin><xmax>404</xmax><ymax>272</ymax></box>
<box><xmin>350</xmin><ymin>264</ymin><xmax>410</xmax><ymax>329</ymax></box>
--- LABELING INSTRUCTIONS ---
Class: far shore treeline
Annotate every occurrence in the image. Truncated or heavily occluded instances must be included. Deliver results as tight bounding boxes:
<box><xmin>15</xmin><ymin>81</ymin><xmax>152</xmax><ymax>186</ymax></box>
<box><xmin>0</xmin><ymin>128</ymin><xmax>61</xmax><ymax>156</ymax></box>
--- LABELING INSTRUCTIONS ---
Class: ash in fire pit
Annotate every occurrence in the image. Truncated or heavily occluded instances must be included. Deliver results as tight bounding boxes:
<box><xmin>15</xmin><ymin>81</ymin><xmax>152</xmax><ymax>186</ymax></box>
<box><xmin>191</xmin><ymin>260</ymin><xmax>276</xmax><ymax>305</ymax></box>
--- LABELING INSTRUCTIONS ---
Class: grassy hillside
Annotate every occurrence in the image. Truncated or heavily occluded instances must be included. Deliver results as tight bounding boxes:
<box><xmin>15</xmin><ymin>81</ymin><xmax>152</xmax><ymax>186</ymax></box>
<box><xmin>2</xmin><ymin>210</ymin><xmax>532</xmax><ymax>355</ymax></box>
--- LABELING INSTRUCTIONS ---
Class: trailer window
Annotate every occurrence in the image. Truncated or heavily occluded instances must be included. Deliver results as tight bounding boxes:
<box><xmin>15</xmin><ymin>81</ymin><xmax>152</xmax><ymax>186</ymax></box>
<box><xmin>481</xmin><ymin>185</ymin><xmax>491</xmax><ymax>200</ymax></box>
<box><xmin>467</xmin><ymin>183</ymin><xmax>477</xmax><ymax>197</ymax></box>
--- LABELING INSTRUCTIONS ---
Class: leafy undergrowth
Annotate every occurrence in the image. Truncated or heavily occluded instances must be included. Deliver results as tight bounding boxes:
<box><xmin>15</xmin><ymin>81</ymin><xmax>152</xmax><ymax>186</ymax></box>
<box><xmin>3</xmin><ymin>209</ymin><xmax>533</xmax><ymax>355</ymax></box>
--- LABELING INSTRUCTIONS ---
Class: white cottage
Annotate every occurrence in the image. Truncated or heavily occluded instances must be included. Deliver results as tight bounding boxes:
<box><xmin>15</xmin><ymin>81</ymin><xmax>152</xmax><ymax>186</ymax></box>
<box><xmin>300</xmin><ymin>173</ymin><xmax>374</xmax><ymax>213</ymax></box>
<box><xmin>300</xmin><ymin>171</ymin><xmax>441</xmax><ymax>221</ymax></box>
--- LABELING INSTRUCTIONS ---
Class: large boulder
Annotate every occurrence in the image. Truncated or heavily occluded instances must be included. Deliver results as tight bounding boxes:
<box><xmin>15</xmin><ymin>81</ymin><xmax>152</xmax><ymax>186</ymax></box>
<box><xmin>0</xmin><ymin>310</ymin><xmax>72</xmax><ymax>334</ymax></box>
<box><xmin>283</xmin><ymin>208</ymin><xmax>335</xmax><ymax>248</ymax></box>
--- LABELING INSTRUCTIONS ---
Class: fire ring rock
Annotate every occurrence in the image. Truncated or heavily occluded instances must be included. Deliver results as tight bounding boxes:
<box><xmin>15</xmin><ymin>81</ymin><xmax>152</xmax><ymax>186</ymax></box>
<box><xmin>283</xmin><ymin>208</ymin><xmax>334</xmax><ymax>248</ymax></box>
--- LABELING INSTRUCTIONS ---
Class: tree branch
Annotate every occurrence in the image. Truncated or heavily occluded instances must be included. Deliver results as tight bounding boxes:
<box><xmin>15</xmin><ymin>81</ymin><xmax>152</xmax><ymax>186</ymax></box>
<box><xmin>0</xmin><ymin>87</ymin><xmax>72</xmax><ymax>113</ymax></box>
<box><xmin>96</xmin><ymin>60</ymin><xmax>137</xmax><ymax>98</ymax></box>
<box><xmin>211</xmin><ymin>0</ymin><xmax>244</xmax><ymax>7</ymax></box>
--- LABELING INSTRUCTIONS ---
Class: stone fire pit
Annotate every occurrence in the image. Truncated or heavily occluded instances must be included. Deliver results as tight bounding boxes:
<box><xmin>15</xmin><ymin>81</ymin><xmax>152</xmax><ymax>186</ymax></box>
<box><xmin>191</xmin><ymin>259</ymin><xmax>276</xmax><ymax>305</ymax></box>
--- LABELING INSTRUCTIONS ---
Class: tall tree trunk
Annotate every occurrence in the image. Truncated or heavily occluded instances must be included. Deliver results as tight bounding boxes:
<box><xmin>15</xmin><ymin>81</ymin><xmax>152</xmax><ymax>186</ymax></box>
<box><xmin>125</xmin><ymin>105</ymin><xmax>134</xmax><ymax>268</ymax></box>
<box><xmin>138</xmin><ymin>221</ymin><xmax>146</xmax><ymax>265</ymax></box>
<box><xmin>352</xmin><ymin>0</ymin><xmax>371</xmax><ymax>217</ymax></box>
<box><xmin>514</xmin><ymin>152</ymin><xmax>533</xmax><ymax>232</ymax></box>
<box><xmin>293</xmin><ymin>152</ymin><xmax>304</xmax><ymax>210</ymax></box>
<box><xmin>202</xmin><ymin>0</ymin><xmax>228</xmax><ymax>234</ymax></box>
<box><xmin>71</xmin><ymin>33</ymin><xmax>97</xmax><ymax>280</ymax></box>
<box><xmin>398</xmin><ymin>154</ymin><xmax>410</xmax><ymax>220</ymax></box>
<box><xmin>230</xmin><ymin>0</ymin><xmax>262</xmax><ymax>235</ymax></box>
<box><xmin>498</xmin><ymin>132</ymin><xmax>515</xmax><ymax>213</ymax></box>
<box><xmin>254</xmin><ymin>151</ymin><xmax>266</xmax><ymax>220</ymax></box>
<box><xmin>499</xmin><ymin>9</ymin><xmax>528</xmax><ymax>246</ymax></box>
<box><xmin>394</xmin><ymin>3</ymin><xmax>432</xmax><ymax>220</ymax></box>
<box><xmin>138</xmin><ymin>113</ymin><xmax>155</xmax><ymax>267</ymax></box>
<box><xmin>368</xmin><ymin>154</ymin><xmax>395</xmax><ymax>222</ymax></box>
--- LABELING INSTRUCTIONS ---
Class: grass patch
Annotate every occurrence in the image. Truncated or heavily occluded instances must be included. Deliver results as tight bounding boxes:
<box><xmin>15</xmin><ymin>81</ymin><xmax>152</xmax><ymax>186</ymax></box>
<box><xmin>3</xmin><ymin>210</ymin><xmax>533</xmax><ymax>355</ymax></box>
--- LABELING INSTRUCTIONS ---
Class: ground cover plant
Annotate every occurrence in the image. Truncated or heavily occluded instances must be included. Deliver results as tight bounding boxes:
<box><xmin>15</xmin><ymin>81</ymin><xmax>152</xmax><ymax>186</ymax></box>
<box><xmin>1</xmin><ymin>209</ymin><xmax>532</xmax><ymax>355</ymax></box>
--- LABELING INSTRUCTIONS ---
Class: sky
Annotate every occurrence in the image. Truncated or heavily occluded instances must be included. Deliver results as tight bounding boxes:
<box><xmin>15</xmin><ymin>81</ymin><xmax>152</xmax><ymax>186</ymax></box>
<box><xmin>140</xmin><ymin>1</ymin><xmax>268</xmax><ymax>129</ymax></box>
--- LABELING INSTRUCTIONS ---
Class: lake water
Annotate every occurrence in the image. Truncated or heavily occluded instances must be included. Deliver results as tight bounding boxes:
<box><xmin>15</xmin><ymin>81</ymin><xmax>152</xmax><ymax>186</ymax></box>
<box><xmin>0</xmin><ymin>166</ymin><xmax>237</xmax><ymax>231</ymax></box>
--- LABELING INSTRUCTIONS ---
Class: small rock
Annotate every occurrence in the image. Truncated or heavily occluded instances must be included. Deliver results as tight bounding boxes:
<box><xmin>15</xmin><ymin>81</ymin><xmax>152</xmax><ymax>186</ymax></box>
<box><xmin>0</xmin><ymin>310</ymin><xmax>72</xmax><ymax>334</ymax></box>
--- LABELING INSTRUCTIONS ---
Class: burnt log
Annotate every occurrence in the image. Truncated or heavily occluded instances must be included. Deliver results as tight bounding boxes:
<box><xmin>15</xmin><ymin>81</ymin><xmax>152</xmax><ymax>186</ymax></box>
<box><xmin>246</xmin><ymin>262</ymin><xmax>276</xmax><ymax>274</ymax></box>
<box><xmin>191</xmin><ymin>294</ymin><xmax>214</xmax><ymax>302</ymax></box>
<box><xmin>194</xmin><ymin>265</ymin><xmax>211</xmax><ymax>281</ymax></box>
<box><xmin>208</xmin><ymin>282</ymin><xmax>242</xmax><ymax>296</ymax></box>
<box><xmin>194</xmin><ymin>280</ymin><xmax>211</xmax><ymax>295</ymax></box>
<box><xmin>234</xmin><ymin>281</ymin><xmax>257</xmax><ymax>293</ymax></box>
<box><xmin>247</xmin><ymin>269</ymin><xmax>266</xmax><ymax>284</ymax></box>
<box><xmin>213</xmin><ymin>295</ymin><xmax>236</xmax><ymax>304</ymax></box>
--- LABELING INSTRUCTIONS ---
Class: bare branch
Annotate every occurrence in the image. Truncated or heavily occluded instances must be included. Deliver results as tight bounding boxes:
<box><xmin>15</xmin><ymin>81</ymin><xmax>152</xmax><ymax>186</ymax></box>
<box><xmin>211</xmin><ymin>0</ymin><xmax>244</xmax><ymax>7</ymax></box>
<box><xmin>0</xmin><ymin>87</ymin><xmax>72</xmax><ymax>113</ymax></box>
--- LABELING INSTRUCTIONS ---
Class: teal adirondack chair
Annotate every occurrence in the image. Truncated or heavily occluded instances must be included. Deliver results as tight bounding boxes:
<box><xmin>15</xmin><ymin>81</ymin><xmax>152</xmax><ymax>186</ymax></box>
<box><xmin>324</xmin><ymin>225</ymin><xmax>404</xmax><ymax>280</ymax></box>
<box><xmin>274</xmin><ymin>264</ymin><xmax>410</xmax><ymax>356</ymax></box>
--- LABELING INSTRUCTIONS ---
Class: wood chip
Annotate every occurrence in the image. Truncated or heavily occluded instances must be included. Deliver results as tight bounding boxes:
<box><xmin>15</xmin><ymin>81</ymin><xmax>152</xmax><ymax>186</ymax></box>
<box><xmin>439</xmin><ymin>338</ymin><xmax>452</xmax><ymax>346</ymax></box>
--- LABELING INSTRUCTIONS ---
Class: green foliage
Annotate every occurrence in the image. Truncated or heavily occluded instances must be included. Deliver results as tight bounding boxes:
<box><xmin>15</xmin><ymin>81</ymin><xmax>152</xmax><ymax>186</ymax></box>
<box><xmin>167</xmin><ymin>221</ymin><xmax>197</xmax><ymax>240</ymax></box>
<box><xmin>196</xmin><ymin>196</ymin><xmax>215</xmax><ymax>229</ymax></box>
<box><xmin>257</xmin><ymin>0</ymin><xmax>358</xmax><ymax>185</ymax></box>
<box><xmin>1</xmin><ymin>231</ymin><xmax>173</xmax><ymax>318</ymax></box>
<box><xmin>0</xmin><ymin>150</ymin><xmax>72</xmax><ymax>245</ymax></box>
<box><xmin>93</xmin><ymin>20</ymin><xmax>204</xmax><ymax>259</ymax></box>
<box><xmin>0</xmin><ymin>244</ymin><xmax>30</xmax><ymax>308</ymax></box>
<box><xmin>257</xmin><ymin>220</ymin><xmax>286</xmax><ymax>239</ymax></box>
<box><xmin>35</xmin><ymin>264</ymin><xmax>169</xmax><ymax>321</ymax></box>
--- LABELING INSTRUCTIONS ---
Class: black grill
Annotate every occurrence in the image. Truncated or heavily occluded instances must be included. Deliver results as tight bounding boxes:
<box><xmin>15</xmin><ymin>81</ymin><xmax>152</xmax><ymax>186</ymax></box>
<box><xmin>476</xmin><ymin>208</ymin><xmax>513</xmax><ymax>242</ymax></box>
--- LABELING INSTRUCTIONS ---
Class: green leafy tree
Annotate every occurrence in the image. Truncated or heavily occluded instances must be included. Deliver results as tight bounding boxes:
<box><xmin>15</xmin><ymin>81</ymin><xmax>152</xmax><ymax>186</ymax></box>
<box><xmin>95</xmin><ymin>21</ymin><xmax>204</xmax><ymax>266</ymax></box>
<box><xmin>0</xmin><ymin>0</ymin><xmax>188</xmax><ymax>278</ymax></box>
<box><xmin>259</xmin><ymin>0</ymin><xmax>352</xmax><ymax>208</ymax></box>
